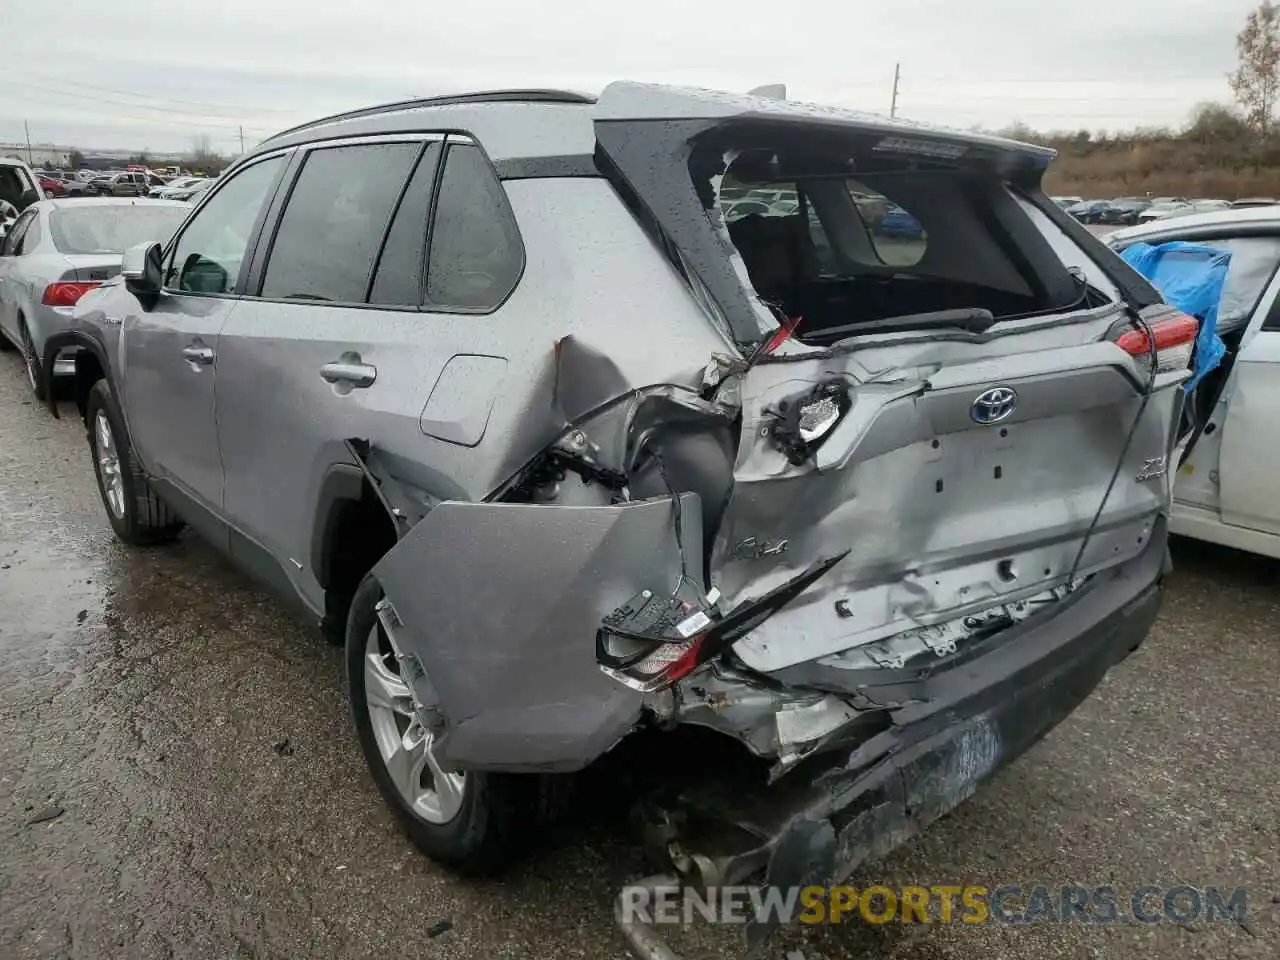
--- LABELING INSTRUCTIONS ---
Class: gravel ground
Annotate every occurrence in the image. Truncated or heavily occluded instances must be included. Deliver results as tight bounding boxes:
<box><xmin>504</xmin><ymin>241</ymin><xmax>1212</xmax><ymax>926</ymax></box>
<box><xmin>0</xmin><ymin>350</ymin><xmax>1275</xmax><ymax>960</ymax></box>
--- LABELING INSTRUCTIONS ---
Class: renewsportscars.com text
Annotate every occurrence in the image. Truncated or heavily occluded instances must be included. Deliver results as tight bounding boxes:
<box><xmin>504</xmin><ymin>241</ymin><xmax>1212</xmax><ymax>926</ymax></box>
<box><xmin>619</xmin><ymin>883</ymin><xmax>1250</xmax><ymax>926</ymax></box>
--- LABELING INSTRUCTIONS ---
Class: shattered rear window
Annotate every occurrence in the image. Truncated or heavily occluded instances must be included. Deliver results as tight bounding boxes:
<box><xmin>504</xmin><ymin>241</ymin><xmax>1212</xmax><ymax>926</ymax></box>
<box><xmin>701</xmin><ymin>139</ymin><xmax>1092</xmax><ymax>341</ymax></box>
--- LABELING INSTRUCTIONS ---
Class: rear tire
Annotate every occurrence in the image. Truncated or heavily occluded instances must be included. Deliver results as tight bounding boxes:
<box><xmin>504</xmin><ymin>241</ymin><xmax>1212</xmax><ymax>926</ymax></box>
<box><xmin>85</xmin><ymin>379</ymin><xmax>184</xmax><ymax>546</ymax></box>
<box><xmin>346</xmin><ymin>573</ymin><xmax>536</xmax><ymax>873</ymax></box>
<box><xmin>19</xmin><ymin>320</ymin><xmax>46</xmax><ymax>402</ymax></box>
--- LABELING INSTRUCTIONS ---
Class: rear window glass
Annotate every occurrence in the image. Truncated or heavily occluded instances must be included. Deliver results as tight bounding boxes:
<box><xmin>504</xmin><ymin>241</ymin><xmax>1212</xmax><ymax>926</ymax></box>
<box><xmin>49</xmin><ymin>205</ymin><xmax>188</xmax><ymax>255</ymax></box>
<box><xmin>262</xmin><ymin>142</ymin><xmax>420</xmax><ymax>302</ymax></box>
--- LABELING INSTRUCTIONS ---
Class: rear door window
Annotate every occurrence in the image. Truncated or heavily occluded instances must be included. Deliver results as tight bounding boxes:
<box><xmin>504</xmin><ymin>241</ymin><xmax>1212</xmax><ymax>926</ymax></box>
<box><xmin>261</xmin><ymin>142</ymin><xmax>421</xmax><ymax>303</ymax></box>
<box><xmin>368</xmin><ymin>142</ymin><xmax>442</xmax><ymax>306</ymax></box>
<box><xmin>424</xmin><ymin>142</ymin><xmax>523</xmax><ymax>311</ymax></box>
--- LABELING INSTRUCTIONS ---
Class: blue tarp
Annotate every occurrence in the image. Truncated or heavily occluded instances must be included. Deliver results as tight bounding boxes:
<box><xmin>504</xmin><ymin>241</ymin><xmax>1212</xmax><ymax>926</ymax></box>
<box><xmin>1119</xmin><ymin>241</ymin><xmax>1231</xmax><ymax>392</ymax></box>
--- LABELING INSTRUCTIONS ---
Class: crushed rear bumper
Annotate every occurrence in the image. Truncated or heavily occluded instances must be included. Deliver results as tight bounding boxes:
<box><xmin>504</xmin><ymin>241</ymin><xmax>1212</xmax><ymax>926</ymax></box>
<box><xmin>642</xmin><ymin>517</ymin><xmax>1167</xmax><ymax>945</ymax></box>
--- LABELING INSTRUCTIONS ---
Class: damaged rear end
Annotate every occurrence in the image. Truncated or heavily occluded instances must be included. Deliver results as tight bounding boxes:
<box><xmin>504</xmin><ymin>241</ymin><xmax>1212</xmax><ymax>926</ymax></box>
<box><xmin>372</xmin><ymin>83</ymin><xmax>1184</xmax><ymax>925</ymax></box>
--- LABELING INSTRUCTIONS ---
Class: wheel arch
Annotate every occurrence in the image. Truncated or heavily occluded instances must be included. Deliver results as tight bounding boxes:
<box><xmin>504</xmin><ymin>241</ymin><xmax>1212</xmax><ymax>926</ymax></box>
<box><xmin>40</xmin><ymin>330</ymin><xmax>115</xmax><ymax>421</ymax></box>
<box><xmin>311</xmin><ymin>463</ymin><xmax>398</xmax><ymax>639</ymax></box>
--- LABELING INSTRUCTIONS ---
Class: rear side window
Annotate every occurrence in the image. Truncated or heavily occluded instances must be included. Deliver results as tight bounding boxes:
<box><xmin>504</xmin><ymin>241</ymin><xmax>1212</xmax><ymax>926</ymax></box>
<box><xmin>425</xmin><ymin>143</ymin><xmax>523</xmax><ymax>311</ymax></box>
<box><xmin>262</xmin><ymin>142</ymin><xmax>421</xmax><ymax>302</ymax></box>
<box><xmin>3</xmin><ymin>209</ymin><xmax>36</xmax><ymax>255</ymax></box>
<box><xmin>17</xmin><ymin>216</ymin><xmax>41</xmax><ymax>254</ymax></box>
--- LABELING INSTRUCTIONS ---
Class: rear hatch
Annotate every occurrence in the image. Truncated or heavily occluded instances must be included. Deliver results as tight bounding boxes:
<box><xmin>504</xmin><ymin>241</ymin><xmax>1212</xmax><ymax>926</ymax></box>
<box><xmin>595</xmin><ymin>84</ymin><xmax>1187</xmax><ymax>675</ymax></box>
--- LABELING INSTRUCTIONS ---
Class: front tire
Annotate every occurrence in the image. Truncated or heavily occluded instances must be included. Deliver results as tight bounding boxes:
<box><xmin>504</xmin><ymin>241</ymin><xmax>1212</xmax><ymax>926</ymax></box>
<box><xmin>346</xmin><ymin>573</ymin><xmax>533</xmax><ymax>873</ymax></box>
<box><xmin>85</xmin><ymin>379</ymin><xmax>184</xmax><ymax>545</ymax></box>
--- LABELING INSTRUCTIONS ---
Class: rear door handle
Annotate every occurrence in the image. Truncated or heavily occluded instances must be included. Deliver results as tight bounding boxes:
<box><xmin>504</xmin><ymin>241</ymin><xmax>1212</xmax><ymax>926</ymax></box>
<box><xmin>320</xmin><ymin>358</ymin><xmax>376</xmax><ymax>388</ymax></box>
<box><xmin>181</xmin><ymin>344</ymin><xmax>215</xmax><ymax>366</ymax></box>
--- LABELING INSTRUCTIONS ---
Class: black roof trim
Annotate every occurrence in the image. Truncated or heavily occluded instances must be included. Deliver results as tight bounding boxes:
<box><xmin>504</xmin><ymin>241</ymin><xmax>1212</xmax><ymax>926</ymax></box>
<box><xmin>263</xmin><ymin>90</ymin><xmax>597</xmax><ymax>144</ymax></box>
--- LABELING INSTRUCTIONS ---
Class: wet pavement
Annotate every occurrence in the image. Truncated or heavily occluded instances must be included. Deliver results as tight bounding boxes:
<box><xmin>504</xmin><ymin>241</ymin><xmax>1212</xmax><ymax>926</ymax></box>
<box><xmin>0</xmin><ymin>351</ymin><xmax>1276</xmax><ymax>960</ymax></box>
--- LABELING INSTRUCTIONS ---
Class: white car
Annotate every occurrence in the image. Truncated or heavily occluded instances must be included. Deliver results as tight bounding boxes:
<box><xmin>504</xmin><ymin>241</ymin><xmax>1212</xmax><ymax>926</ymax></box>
<box><xmin>149</xmin><ymin>176</ymin><xmax>204</xmax><ymax>199</ymax></box>
<box><xmin>1109</xmin><ymin>207</ymin><xmax>1280</xmax><ymax>558</ymax></box>
<box><xmin>0</xmin><ymin>156</ymin><xmax>44</xmax><ymax>239</ymax></box>
<box><xmin>1137</xmin><ymin>199</ymin><xmax>1231</xmax><ymax>224</ymax></box>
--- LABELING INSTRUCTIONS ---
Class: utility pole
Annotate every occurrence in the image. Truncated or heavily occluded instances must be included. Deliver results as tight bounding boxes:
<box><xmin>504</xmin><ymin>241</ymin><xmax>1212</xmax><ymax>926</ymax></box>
<box><xmin>239</xmin><ymin>125</ymin><xmax>245</xmax><ymax>154</ymax></box>
<box><xmin>24</xmin><ymin>120</ymin><xmax>32</xmax><ymax>165</ymax></box>
<box><xmin>890</xmin><ymin>63</ymin><xmax>901</xmax><ymax>119</ymax></box>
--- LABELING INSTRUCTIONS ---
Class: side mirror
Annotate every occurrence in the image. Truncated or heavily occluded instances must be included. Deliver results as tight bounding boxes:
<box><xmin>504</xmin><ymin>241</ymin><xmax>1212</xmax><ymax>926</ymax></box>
<box><xmin>18</xmin><ymin>188</ymin><xmax>39</xmax><ymax>212</ymax></box>
<box><xmin>123</xmin><ymin>241</ymin><xmax>164</xmax><ymax>303</ymax></box>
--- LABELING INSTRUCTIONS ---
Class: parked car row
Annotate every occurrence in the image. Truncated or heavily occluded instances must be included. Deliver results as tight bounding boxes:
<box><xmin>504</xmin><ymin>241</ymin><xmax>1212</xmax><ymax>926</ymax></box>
<box><xmin>33</xmin><ymin>167</ymin><xmax>214</xmax><ymax>201</ymax></box>
<box><xmin>0</xmin><ymin>87</ymin><xmax>1226</xmax><ymax>955</ymax></box>
<box><xmin>1053</xmin><ymin>194</ymin><xmax>1272</xmax><ymax>227</ymax></box>
<box><xmin>0</xmin><ymin>197</ymin><xmax>190</xmax><ymax>398</ymax></box>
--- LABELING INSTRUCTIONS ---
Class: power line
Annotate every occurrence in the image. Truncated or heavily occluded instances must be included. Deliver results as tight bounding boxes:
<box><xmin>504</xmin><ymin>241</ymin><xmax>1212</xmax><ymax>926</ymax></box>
<box><xmin>0</xmin><ymin>67</ymin><xmax>299</xmax><ymax>117</ymax></box>
<box><xmin>0</xmin><ymin>78</ymin><xmax>279</xmax><ymax>131</ymax></box>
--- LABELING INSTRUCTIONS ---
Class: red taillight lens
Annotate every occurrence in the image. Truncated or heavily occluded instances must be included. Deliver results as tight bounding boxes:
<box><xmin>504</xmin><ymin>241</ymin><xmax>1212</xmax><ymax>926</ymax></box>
<box><xmin>1113</xmin><ymin>311</ymin><xmax>1199</xmax><ymax>373</ymax></box>
<box><xmin>42</xmin><ymin>281</ymin><xmax>101</xmax><ymax>307</ymax></box>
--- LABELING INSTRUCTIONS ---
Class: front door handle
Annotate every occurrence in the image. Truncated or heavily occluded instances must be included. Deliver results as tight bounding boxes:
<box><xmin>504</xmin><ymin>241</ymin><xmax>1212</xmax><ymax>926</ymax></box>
<box><xmin>181</xmin><ymin>344</ymin><xmax>215</xmax><ymax>366</ymax></box>
<box><xmin>320</xmin><ymin>357</ymin><xmax>376</xmax><ymax>388</ymax></box>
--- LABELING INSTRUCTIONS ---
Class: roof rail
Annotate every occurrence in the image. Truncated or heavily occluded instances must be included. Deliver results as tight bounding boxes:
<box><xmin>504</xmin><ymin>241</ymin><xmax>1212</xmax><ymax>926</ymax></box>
<box><xmin>263</xmin><ymin>89</ymin><xmax>597</xmax><ymax>144</ymax></box>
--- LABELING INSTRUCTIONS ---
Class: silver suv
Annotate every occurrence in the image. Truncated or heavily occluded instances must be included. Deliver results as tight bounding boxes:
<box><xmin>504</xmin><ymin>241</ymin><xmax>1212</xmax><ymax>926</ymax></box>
<box><xmin>53</xmin><ymin>84</ymin><xmax>1187</xmax><ymax>899</ymax></box>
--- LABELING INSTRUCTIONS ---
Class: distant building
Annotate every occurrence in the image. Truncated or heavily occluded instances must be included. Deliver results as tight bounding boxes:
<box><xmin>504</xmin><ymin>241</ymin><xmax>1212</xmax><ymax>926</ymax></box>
<box><xmin>0</xmin><ymin>143</ymin><xmax>72</xmax><ymax>167</ymax></box>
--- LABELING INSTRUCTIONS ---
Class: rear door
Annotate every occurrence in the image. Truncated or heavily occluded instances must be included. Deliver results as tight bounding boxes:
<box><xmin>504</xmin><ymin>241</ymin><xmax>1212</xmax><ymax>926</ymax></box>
<box><xmin>214</xmin><ymin>134</ymin><xmax>526</xmax><ymax>612</ymax></box>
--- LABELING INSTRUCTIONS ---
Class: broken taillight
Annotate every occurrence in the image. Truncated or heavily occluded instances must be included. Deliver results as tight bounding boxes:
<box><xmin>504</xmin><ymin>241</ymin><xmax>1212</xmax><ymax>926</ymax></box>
<box><xmin>596</xmin><ymin>588</ymin><xmax>718</xmax><ymax>693</ymax></box>
<box><xmin>768</xmin><ymin>379</ymin><xmax>853</xmax><ymax>465</ymax></box>
<box><xmin>596</xmin><ymin>554</ymin><xmax>848</xmax><ymax>693</ymax></box>
<box><xmin>1112</xmin><ymin>311</ymin><xmax>1199</xmax><ymax>374</ymax></box>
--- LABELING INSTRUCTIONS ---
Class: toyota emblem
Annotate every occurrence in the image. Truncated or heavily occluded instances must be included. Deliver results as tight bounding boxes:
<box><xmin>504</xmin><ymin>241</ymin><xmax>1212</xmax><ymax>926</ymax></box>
<box><xmin>970</xmin><ymin>386</ymin><xmax>1017</xmax><ymax>425</ymax></box>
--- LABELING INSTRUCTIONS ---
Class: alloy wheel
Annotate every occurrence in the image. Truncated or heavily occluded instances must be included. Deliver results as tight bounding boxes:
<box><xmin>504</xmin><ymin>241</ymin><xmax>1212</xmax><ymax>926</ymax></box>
<box><xmin>21</xmin><ymin>328</ymin><xmax>38</xmax><ymax>393</ymax></box>
<box><xmin>94</xmin><ymin>410</ymin><xmax>126</xmax><ymax>520</ymax></box>
<box><xmin>363</xmin><ymin>624</ymin><xmax>465</xmax><ymax>824</ymax></box>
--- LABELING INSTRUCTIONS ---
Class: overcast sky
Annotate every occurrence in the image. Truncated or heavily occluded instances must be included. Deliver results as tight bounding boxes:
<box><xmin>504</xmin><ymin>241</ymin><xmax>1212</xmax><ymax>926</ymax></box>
<box><xmin>0</xmin><ymin>0</ymin><xmax>1260</xmax><ymax>157</ymax></box>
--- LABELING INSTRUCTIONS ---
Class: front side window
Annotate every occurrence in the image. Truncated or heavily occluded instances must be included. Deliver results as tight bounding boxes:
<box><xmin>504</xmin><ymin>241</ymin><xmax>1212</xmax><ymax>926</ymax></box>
<box><xmin>166</xmin><ymin>154</ymin><xmax>284</xmax><ymax>295</ymax></box>
<box><xmin>424</xmin><ymin>143</ymin><xmax>523</xmax><ymax>310</ymax></box>
<box><xmin>261</xmin><ymin>142</ymin><xmax>420</xmax><ymax>303</ymax></box>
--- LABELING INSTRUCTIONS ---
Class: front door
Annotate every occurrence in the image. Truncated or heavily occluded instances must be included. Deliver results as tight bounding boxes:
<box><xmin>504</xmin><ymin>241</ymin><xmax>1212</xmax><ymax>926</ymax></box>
<box><xmin>121</xmin><ymin>152</ymin><xmax>288</xmax><ymax>546</ymax></box>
